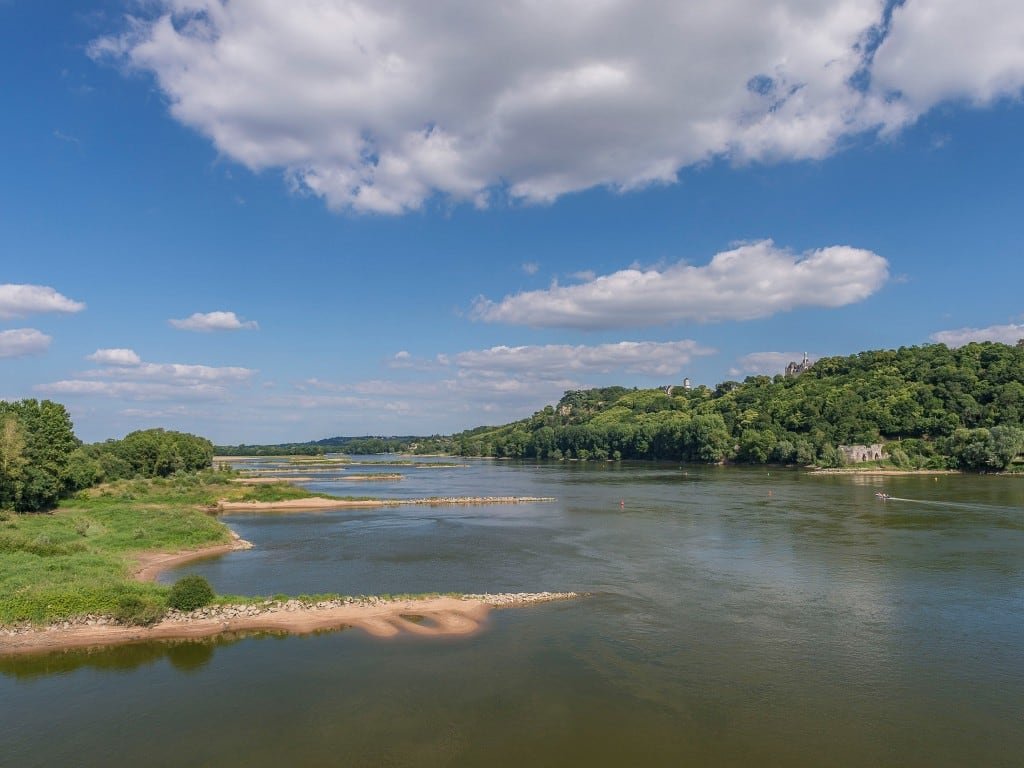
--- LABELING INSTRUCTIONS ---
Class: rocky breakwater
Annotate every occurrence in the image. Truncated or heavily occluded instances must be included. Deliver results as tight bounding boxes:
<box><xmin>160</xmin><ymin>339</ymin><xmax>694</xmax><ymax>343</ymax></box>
<box><xmin>464</xmin><ymin>591</ymin><xmax>581</xmax><ymax>607</ymax></box>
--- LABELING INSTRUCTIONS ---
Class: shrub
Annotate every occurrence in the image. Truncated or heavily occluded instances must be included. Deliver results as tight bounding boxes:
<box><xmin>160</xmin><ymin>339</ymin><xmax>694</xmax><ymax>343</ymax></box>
<box><xmin>115</xmin><ymin>594</ymin><xmax>165</xmax><ymax>626</ymax></box>
<box><xmin>167</xmin><ymin>575</ymin><xmax>215</xmax><ymax>611</ymax></box>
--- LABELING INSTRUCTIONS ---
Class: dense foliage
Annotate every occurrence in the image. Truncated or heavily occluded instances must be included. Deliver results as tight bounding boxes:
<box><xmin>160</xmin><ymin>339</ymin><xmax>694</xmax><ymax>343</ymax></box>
<box><xmin>0</xmin><ymin>400</ymin><xmax>214</xmax><ymax>512</ymax></box>
<box><xmin>167</xmin><ymin>575</ymin><xmax>215</xmax><ymax>611</ymax></box>
<box><xmin>451</xmin><ymin>343</ymin><xmax>1024</xmax><ymax>471</ymax></box>
<box><xmin>0</xmin><ymin>400</ymin><xmax>81</xmax><ymax>512</ymax></box>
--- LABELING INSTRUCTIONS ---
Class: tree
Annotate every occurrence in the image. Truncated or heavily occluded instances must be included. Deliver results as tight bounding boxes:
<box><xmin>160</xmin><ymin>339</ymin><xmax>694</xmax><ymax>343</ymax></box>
<box><xmin>0</xmin><ymin>412</ymin><xmax>27</xmax><ymax>508</ymax></box>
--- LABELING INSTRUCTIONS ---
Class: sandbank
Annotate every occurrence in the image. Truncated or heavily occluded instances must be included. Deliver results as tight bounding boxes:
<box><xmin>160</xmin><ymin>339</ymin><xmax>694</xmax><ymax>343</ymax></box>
<box><xmin>0</xmin><ymin>593</ymin><xmax>579</xmax><ymax>657</ymax></box>
<box><xmin>216</xmin><ymin>495</ymin><xmax>555</xmax><ymax>512</ymax></box>
<box><xmin>132</xmin><ymin>531</ymin><xmax>254</xmax><ymax>582</ymax></box>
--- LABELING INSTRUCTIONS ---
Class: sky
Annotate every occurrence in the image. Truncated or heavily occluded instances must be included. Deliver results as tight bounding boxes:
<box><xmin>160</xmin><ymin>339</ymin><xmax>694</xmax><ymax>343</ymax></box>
<box><xmin>2</xmin><ymin>0</ymin><xmax>1023</xmax><ymax>444</ymax></box>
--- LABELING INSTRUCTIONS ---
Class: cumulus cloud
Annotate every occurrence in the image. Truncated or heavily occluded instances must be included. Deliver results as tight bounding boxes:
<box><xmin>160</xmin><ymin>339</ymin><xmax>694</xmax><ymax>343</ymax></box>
<box><xmin>37</xmin><ymin>352</ymin><xmax>256</xmax><ymax>401</ymax></box>
<box><xmin>169</xmin><ymin>311</ymin><xmax>258</xmax><ymax>332</ymax></box>
<box><xmin>89</xmin><ymin>1</ymin><xmax>1024</xmax><ymax>214</ymax></box>
<box><xmin>39</xmin><ymin>380</ymin><xmax>232</xmax><ymax>401</ymax></box>
<box><xmin>455</xmin><ymin>340</ymin><xmax>715</xmax><ymax>378</ymax></box>
<box><xmin>522</xmin><ymin>262</ymin><xmax>540</xmax><ymax>276</ymax></box>
<box><xmin>473</xmin><ymin>240</ymin><xmax>888</xmax><ymax>329</ymax></box>
<box><xmin>0</xmin><ymin>284</ymin><xmax>85</xmax><ymax>318</ymax></box>
<box><xmin>729</xmin><ymin>351</ymin><xmax>814</xmax><ymax>377</ymax></box>
<box><xmin>931</xmin><ymin>322</ymin><xmax>1024</xmax><ymax>347</ymax></box>
<box><xmin>87</xmin><ymin>348</ymin><xmax>142</xmax><ymax>366</ymax></box>
<box><xmin>871</xmin><ymin>0</ymin><xmax>1024</xmax><ymax>113</ymax></box>
<box><xmin>0</xmin><ymin>328</ymin><xmax>52</xmax><ymax>358</ymax></box>
<box><xmin>82</xmin><ymin>362</ymin><xmax>254</xmax><ymax>382</ymax></box>
<box><xmin>289</xmin><ymin>338</ymin><xmax>714</xmax><ymax>429</ymax></box>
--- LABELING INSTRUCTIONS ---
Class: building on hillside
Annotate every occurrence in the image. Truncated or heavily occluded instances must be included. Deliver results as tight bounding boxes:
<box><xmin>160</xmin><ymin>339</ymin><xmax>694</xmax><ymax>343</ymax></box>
<box><xmin>785</xmin><ymin>352</ymin><xmax>814</xmax><ymax>377</ymax></box>
<box><xmin>662</xmin><ymin>378</ymin><xmax>693</xmax><ymax>396</ymax></box>
<box><xmin>839</xmin><ymin>444</ymin><xmax>885</xmax><ymax>463</ymax></box>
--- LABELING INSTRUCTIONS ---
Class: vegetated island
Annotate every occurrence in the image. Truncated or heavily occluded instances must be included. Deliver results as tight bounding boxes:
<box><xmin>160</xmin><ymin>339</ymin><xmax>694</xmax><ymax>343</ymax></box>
<box><xmin>0</xmin><ymin>408</ymin><xmax>571</xmax><ymax>656</ymax></box>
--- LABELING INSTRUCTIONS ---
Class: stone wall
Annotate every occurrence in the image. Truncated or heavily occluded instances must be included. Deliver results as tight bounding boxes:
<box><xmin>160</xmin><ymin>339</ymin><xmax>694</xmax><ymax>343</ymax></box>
<box><xmin>838</xmin><ymin>443</ymin><xmax>885</xmax><ymax>463</ymax></box>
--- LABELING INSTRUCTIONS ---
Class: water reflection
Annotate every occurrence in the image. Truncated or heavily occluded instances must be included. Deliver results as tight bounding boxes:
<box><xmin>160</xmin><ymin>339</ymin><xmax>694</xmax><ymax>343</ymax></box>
<box><xmin>0</xmin><ymin>637</ymin><xmax>223</xmax><ymax>679</ymax></box>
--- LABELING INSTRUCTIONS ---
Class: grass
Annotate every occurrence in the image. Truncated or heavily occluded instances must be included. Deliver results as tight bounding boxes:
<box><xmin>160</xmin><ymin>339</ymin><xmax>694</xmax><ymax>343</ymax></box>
<box><xmin>0</xmin><ymin>471</ymin><xmax>460</xmax><ymax>627</ymax></box>
<box><xmin>0</xmin><ymin>472</ymin><xmax>234</xmax><ymax>626</ymax></box>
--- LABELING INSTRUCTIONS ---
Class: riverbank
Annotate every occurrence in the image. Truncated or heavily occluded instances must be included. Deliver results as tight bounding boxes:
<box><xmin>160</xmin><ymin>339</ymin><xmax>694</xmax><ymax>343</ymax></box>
<box><xmin>132</xmin><ymin>531</ymin><xmax>254</xmax><ymax>582</ymax></box>
<box><xmin>0</xmin><ymin>592</ymin><xmax>580</xmax><ymax>656</ymax></box>
<box><xmin>808</xmin><ymin>468</ymin><xmax>960</xmax><ymax>475</ymax></box>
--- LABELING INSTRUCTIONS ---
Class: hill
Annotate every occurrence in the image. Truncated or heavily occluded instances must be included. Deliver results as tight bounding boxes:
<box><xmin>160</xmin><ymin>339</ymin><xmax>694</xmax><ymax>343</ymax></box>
<box><xmin>450</xmin><ymin>342</ymin><xmax>1024</xmax><ymax>471</ymax></box>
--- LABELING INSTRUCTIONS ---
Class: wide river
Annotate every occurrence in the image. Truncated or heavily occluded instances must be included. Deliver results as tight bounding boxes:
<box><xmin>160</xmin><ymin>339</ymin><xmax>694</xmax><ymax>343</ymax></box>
<box><xmin>3</xmin><ymin>459</ymin><xmax>1023</xmax><ymax>766</ymax></box>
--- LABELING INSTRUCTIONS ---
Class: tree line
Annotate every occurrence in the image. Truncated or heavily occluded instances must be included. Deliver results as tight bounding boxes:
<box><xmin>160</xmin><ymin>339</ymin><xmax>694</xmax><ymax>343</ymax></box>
<box><xmin>450</xmin><ymin>343</ymin><xmax>1024</xmax><ymax>471</ymax></box>
<box><xmin>215</xmin><ymin>435</ymin><xmax>453</xmax><ymax>456</ymax></box>
<box><xmin>0</xmin><ymin>399</ymin><xmax>214</xmax><ymax>512</ymax></box>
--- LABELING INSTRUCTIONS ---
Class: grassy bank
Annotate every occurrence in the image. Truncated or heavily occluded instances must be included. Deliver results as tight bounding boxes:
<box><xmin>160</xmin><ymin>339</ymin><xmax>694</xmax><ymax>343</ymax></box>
<box><xmin>0</xmin><ymin>471</ymin><xmax>345</xmax><ymax>626</ymax></box>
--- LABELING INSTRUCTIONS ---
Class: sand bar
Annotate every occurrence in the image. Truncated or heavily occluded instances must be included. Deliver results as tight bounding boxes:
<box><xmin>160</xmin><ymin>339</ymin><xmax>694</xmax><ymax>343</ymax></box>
<box><xmin>132</xmin><ymin>532</ymin><xmax>254</xmax><ymax>582</ymax></box>
<box><xmin>0</xmin><ymin>593</ymin><xmax>579</xmax><ymax>656</ymax></box>
<box><xmin>216</xmin><ymin>495</ymin><xmax>555</xmax><ymax>512</ymax></box>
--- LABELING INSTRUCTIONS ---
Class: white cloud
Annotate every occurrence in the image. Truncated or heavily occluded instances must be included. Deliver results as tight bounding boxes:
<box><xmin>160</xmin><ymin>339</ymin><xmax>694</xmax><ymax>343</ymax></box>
<box><xmin>87</xmin><ymin>348</ymin><xmax>142</xmax><ymax>366</ymax></box>
<box><xmin>456</xmin><ymin>340</ymin><xmax>714</xmax><ymax>378</ymax></box>
<box><xmin>89</xmin><ymin>1</ymin><xmax>1024</xmax><ymax>214</ymax></box>
<box><xmin>284</xmin><ymin>338</ymin><xmax>714</xmax><ymax>431</ymax></box>
<box><xmin>0</xmin><ymin>328</ymin><xmax>52</xmax><ymax>358</ymax></box>
<box><xmin>169</xmin><ymin>311</ymin><xmax>258</xmax><ymax>332</ymax></box>
<box><xmin>931</xmin><ymin>322</ymin><xmax>1024</xmax><ymax>347</ymax></box>
<box><xmin>871</xmin><ymin>0</ymin><xmax>1024</xmax><ymax>114</ymax></box>
<box><xmin>39</xmin><ymin>380</ymin><xmax>233</xmax><ymax>401</ymax></box>
<box><xmin>0</xmin><ymin>284</ymin><xmax>85</xmax><ymax>318</ymax></box>
<box><xmin>729</xmin><ymin>351</ymin><xmax>814</xmax><ymax>377</ymax></box>
<box><xmin>37</xmin><ymin>352</ymin><xmax>256</xmax><ymax>401</ymax></box>
<box><xmin>385</xmin><ymin>350</ymin><xmax>443</xmax><ymax>371</ymax></box>
<box><xmin>473</xmin><ymin>240</ymin><xmax>888</xmax><ymax>329</ymax></box>
<box><xmin>522</xmin><ymin>262</ymin><xmax>540</xmax><ymax>275</ymax></box>
<box><xmin>82</xmin><ymin>362</ymin><xmax>254</xmax><ymax>383</ymax></box>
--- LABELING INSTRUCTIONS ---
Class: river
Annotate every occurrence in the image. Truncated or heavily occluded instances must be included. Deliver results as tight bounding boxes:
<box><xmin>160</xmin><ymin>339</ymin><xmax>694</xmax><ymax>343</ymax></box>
<box><xmin>3</xmin><ymin>459</ymin><xmax>1022</xmax><ymax>766</ymax></box>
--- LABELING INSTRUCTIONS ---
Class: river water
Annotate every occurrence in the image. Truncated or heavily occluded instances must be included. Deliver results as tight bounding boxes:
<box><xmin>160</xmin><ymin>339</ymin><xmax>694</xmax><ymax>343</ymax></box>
<box><xmin>3</xmin><ymin>459</ymin><xmax>1023</xmax><ymax>766</ymax></box>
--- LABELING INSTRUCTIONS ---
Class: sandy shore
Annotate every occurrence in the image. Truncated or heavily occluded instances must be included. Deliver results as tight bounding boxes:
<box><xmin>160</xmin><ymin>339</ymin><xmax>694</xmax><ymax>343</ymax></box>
<box><xmin>338</xmin><ymin>473</ymin><xmax>403</xmax><ymax>481</ymax></box>
<box><xmin>0</xmin><ymin>593</ymin><xmax>579</xmax><ymax>656</ymax></box>
<box><xmin>216</xmin><ymin>495</ymin><xmax>555</xmax><ymax>512</ymax></box>
<box><xmin>132</xmin><ymin>532</ymin><xmax>254</xmax><ymax>582</ymax></box>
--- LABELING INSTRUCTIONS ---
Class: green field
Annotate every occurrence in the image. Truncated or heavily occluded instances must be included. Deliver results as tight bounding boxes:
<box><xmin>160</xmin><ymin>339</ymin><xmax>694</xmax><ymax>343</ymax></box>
<box><xmin>0</xmin><ymin>472</ymin><xmax>339</xmax><ymax>625</ymax></box>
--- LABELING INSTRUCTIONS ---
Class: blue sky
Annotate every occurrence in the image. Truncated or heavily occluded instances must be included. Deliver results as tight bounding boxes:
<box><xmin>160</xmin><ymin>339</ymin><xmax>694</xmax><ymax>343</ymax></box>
<box><xmin>2</xmin><ymin>1</ymin><xmax>1023</xmax><ymax>443</ymax></box>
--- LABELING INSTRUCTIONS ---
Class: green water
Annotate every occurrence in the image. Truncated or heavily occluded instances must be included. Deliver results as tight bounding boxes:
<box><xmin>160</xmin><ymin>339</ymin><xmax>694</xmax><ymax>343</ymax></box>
<box><xmin>3</xmin><ymin>461</ymin><xmax>1023</xmax><ymax>766</ymax></box>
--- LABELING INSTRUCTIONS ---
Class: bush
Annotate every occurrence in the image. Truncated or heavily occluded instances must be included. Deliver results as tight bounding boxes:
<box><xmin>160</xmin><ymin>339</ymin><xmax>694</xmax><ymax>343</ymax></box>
<box><xmin>115</xmin><ymin>594</ymin><xmax>165</xmax><ymax>626</ymax></box>
<box><xmin>167</xmin><ymin>575</ymin><xmax>215</xmax><ymax>611</ymax></box>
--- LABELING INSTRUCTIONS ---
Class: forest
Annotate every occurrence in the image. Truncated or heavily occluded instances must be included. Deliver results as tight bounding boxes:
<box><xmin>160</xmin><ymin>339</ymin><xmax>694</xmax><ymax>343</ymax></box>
<box><xmin>0</xmin><ymin>399</ymin><xmax>213</xmax><ymax>512</ymax></box>
<box><xmin>450</xmin><ymin>342</ymin><xmax>1024</xmax><ymax>471</ymax></box>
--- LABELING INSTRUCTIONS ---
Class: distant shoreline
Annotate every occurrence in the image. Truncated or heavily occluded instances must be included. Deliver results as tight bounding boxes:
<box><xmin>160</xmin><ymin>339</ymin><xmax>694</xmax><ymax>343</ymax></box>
<box><xmin>807</xmin><ymin>468</ymin><xmax>960</xmax><ymax>476</ymax></box>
